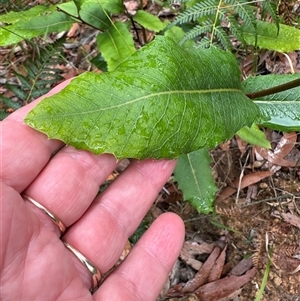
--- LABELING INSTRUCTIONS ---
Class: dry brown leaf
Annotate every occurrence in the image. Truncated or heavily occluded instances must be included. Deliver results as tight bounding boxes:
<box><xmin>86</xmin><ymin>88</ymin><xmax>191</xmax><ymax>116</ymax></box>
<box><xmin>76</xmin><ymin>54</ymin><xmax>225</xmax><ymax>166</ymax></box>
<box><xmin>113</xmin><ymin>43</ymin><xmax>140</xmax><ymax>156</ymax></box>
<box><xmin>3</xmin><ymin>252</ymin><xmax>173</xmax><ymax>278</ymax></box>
<box><xmin>180</xmin><ymin>241</ymin><xmax>215</xmax><ymax>271</ymax></box>
<box><xmin>255</xmin><ymin>147</ymin><xmax>298</xmax><ymax>168</ymax></box>
<box><xmin>254</xmin><ymin>132</ymin><xmax>298</xmax><ymax>171</ymax></box>
<box><xmin>217</xmin><ymin>171</ymin><xmax>274</xmax><ymax>201</ymax></box>
<box><xmin>235</xmin><ymin>135</ymin><xmax>248</xmax><ymax>157</ymax></box>
<box><xmin>181</xmin><ymin>247</ymin><xmax>221</xmax><ymax>293</ymax></box>
<box><xmin>274</xmin><ymin>132</ymin><xmax>297</xmax><ymax>157</ymax></box>
<box><xmin>230</xmin><ymin>257</ymin><xmax>253</xmax><ymax>276</ymax></box>
<box><xmin>67</xmin><ymin>23</ymin><xmax>79</xmax><ymax>38</ymax></box>
<box><xmin>194</xmin><ymin>267</ymin><xmax>256</xmax><ymax>301</ymax></box>
<box><xmin>208</xmin><ymin>245</ymin><xmax>227</xmax><ymax>282</ymax></box>
<box><xmin>280</xmin><ymin>212</ymin><xmax>300</xmax><ymax>229</ymax></box>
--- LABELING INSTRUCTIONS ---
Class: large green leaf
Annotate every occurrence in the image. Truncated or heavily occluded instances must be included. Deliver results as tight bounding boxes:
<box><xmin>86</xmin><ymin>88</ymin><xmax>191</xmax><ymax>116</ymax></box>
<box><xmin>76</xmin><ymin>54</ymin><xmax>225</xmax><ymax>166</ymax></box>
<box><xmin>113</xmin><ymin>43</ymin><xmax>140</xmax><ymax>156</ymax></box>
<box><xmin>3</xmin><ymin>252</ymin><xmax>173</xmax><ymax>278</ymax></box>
<box><xmin>243</xmin><ymin>21</ymin><xmax>300</xmax><ymax>52</ymax></box>
<box><xmin>25</xmin><ymin>37</ymin><xmax>259</xmax><ymax>159</ymax></box>
<box><xmin>96</xmin><ymin>21</ymin><xmax>136</xmax><ymax>71</ymax></box>
<box><xmin>0</xmin><ymin>5</ymin><xmax>74</xmax><ymax>46</ymax></box>
<box><xmin>242</xmin><ymin>74</ymin><xmax>300</xmax><ymax>131</ymax></box>
<box><xmin>174</xmin><ymin>149</ymin><xmax>218</xmax><ymax>214</ymax></box>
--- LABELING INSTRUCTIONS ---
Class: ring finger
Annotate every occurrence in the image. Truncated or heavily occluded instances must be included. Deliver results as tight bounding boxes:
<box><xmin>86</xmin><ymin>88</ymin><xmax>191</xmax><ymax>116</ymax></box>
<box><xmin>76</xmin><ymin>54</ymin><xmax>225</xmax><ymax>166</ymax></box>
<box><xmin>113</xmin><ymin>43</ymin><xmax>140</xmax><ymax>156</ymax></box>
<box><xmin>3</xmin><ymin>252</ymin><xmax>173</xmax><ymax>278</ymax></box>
<box><xmin>23</xmin><ymin>146</ymin><xmax>118</xmax><ymax>233</ymax></box>
<box><xmin>63</xmin><ymin>159</ymin><xmax>177</xmax><ymax>289</ymax></box>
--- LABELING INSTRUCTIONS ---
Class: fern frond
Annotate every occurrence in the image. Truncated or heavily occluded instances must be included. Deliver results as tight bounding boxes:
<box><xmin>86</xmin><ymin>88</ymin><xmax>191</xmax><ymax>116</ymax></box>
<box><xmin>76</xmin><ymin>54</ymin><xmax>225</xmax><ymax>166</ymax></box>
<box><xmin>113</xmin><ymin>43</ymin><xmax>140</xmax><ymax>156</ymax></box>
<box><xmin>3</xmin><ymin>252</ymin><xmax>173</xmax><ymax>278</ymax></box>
<box><xmin>214</xmin><ymin>26</ymin><xmax>231</xmax><ymax>49</ymax></box>
<box><xmin>196</xmin><ymin>36</ymin><xmax>211</xmax><ymax>48</ymax></box>
<box><xmin>224</xmin><ymin>0</ymin><xmax>257</xmax><ymax>29</ymax></box>
<box><xmin>6</xmin><ymin>83</ymin><xmax>28</xmax><ymax>100</ymax></box>
<box><xmin>173</xmin><ymin>0</ymin><xmax>261</xmax><ymax>49</ymax></box>
<box><xmin>227</xmin><ymin>14</ymin><xmax>246</xmax><ymax>45</ymax></box>
<box><xmin>172</xmin><ymin>0</ymin><xmax>219</xmax><ymax>25</ymax></box>
<box><xmin>261</xmin><ymin>0</ymin><xmax>279</xmax><ymax>32</ymax></box>
<box><xmin>5</xmin><ymin>37</ymin><xmax>65</xmax><ymax>104</ymax></box>
<box><xmin>13</xmin><ymin>72</ymin><xmax>32</xmax><ymax>89</ymax></box>
<box><xmin>179</xmin><ymin>23</ymin><xmax>213</xmax><ymax>45</ymax></box>
<box><xmin>0</xmin><ymin>95</ymin><xmax>22</xmax><ymax>121</ymax></box>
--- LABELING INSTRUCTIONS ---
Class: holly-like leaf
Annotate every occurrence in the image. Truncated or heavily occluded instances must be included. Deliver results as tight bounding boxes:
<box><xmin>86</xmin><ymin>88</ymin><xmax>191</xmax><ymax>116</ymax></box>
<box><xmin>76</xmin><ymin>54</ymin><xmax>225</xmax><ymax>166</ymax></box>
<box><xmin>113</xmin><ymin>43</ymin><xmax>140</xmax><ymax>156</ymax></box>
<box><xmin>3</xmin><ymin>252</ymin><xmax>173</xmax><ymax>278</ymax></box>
<box><xmin>174</xmin><ymin>148</ymin><xmax>218</xmax><ymax>214</ymax></box>
<box><xmin>25</xmin><ymin>37</ymin><xmax>259</xmax><ymax>159</ymax></box>
<box><xmin>242</xmin><ymin>74</ymin><xmax>300</xmax><ymax>131</ymax></box>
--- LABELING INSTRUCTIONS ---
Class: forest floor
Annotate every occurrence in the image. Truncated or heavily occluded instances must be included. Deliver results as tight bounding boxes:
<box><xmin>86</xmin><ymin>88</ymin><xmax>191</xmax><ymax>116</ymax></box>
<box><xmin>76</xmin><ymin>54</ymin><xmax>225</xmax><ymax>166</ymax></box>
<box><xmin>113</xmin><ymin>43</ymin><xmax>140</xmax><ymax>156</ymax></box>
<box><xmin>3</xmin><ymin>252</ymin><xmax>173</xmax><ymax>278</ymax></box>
<box><xmin>1</xmin><ymin>1</ymin><xmax>300</xmax><ymax>300</ymax></box>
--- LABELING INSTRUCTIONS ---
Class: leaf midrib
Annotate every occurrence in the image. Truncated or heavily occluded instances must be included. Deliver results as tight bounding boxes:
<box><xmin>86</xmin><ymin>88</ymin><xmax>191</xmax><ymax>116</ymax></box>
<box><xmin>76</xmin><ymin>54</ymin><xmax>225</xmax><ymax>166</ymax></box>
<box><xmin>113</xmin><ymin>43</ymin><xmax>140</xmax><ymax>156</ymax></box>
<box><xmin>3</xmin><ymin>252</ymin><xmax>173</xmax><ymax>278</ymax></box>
<box><xmin>35</xmin><ymin>88</ymin><xmax>243</xmax><ymax>119</ymax></box>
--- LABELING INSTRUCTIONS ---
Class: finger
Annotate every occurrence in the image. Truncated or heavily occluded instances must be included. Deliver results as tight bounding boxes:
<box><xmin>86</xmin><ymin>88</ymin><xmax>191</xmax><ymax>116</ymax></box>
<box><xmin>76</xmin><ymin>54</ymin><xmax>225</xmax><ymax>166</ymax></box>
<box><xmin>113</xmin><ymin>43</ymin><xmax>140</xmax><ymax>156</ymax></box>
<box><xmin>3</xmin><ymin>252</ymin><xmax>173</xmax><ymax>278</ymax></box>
<box><xmin>1</xmin><ymin>79</ymin><xmax>72</xmax><ymax>192</ymax></box>
<box><xmin>95</xmin><ymin>213</ymin><xmax>185</xmax><ymax>301</ymax></box>
<box><xmin>24</xmin><ymin>146</ymin><xmax>118</xmax><ymax>228</ymax></box>
<box><xmin>63</xmin><ymin>159</ymin><xmax>177</xmax><ymax>285</ymax></box>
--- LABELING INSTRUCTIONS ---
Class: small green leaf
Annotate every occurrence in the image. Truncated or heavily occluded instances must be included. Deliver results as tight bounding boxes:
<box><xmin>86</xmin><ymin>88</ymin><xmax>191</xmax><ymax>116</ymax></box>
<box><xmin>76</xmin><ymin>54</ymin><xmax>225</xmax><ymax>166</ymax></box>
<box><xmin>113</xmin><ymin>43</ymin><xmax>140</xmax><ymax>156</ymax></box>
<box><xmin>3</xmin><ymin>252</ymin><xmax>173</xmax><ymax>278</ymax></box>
<box><xmin>174</xmin><ymin>148</ymin><xmax>218</xmax><ymax>214</ymax></box>
<box><xmin>243</xmin><ymin>21</ymin><xmax>300</xmax><ymax>52</ymax></box>
<box><xmin>25</xmin><ymin>37</ymin><xmax>259</xmax><ymax>159</ymax></box>
<box><xmin>0</xmin><ymin>5</ymin><xmax>74</xmax><ymax>46</ymax></box>
<box><xmin>96</xmin><ymin>21</ymin><xmax>136</xmax><ymax>71</ymax></box>
<box><xmin>237</xmin><ymin>124</ymin><xmax>271</xmax><ymax>148</ymax></box>
<box><xmin>242</xmin><ymin>74</ymin><xmax>300</xmax><ymax>131</ymax></box>
<box><xmin>132</xmin><ymin>10</ymin><xmax>166</xmax><ymax>32</ymax></box>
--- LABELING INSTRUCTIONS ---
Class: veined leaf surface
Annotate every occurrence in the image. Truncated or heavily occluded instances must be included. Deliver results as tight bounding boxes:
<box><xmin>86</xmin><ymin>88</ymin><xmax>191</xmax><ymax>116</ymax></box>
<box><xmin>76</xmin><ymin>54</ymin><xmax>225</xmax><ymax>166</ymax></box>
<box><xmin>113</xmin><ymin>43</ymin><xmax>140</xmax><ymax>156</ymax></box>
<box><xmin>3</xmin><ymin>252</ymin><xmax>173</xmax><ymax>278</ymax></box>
<box><xmin>174</xmin><ymin>149</ymin><xmax>218</xmax><ymax>214</ymax></box>
<box><xmin>242</xmin><ymin>74</ymin><xmax>300</xmax><ymax>131</ymax></box>
<box><xmin>25</xmin><ymin>37</ymin><xmax>259</xmax><ymax>159</ymax></box>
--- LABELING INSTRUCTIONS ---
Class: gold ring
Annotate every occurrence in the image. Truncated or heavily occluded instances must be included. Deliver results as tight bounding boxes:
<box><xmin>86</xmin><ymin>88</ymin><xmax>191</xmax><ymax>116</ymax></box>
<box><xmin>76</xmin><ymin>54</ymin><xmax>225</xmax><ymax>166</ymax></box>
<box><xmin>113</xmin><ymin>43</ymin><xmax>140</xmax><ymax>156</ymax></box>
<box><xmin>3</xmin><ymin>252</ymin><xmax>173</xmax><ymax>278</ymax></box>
<box><xmin>63</xmin><ymin>241</ymin><xmax>101</xmax><ymax>293</ymax></box>
<box><xmin>22</xmin><ymin>194</ymin><xmax>66</xmax><ymax>235</ymax></box>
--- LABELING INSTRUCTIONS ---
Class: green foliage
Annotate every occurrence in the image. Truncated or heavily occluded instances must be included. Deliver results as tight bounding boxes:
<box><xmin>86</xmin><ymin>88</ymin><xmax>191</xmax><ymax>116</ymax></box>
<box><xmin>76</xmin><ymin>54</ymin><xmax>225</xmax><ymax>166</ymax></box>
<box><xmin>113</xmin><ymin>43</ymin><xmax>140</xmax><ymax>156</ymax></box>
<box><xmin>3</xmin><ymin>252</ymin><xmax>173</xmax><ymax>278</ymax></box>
<box><xmin>2</xmin><ymin>0</ymin><xmax>300</xmax><ymax>214</ymax></box>
<box><xmin>132</xmin><ymin>10</ymin><xmax>166</xmax><ymax>32</ymax></box>
<box><xmin>169</xmin><ymin>0</ymin><xmax>255</xmax><ymax>48</ymax></box>
<box><xmin>1</xmin><ymin>38</ymin><xmax>65</xmax><ymax>108</ymax></box>
<box><xmin>174</xmin><ymin>148</ymin><xmax>218</xmax><ymax>214</ymax></box>
<box><xmin>25</xmin><ymin>37</ymin><xmax>259</xmax><ymax>160</ymax></box>
<box><xmin>0</xmin><ymin>96</ymin><xmax>22</xmax><ymax>121</ymax></box>
<box><xmin>0</xmin><ymin>5</ymin><xmax>74</xmax><ymax>46</ymax></box>
<box><xmin>242</xmin><ymin>73</ymin><xmax>300</xmax><ymax>132</ymax></box>
<box><xmin>242</xmin><ymin>20</ymin><xmax>300</xmax><ymax>52</ymax></box>
<box><xmin>96</xmin><ymin>21</ymin><xmax>136</xmax><ymax>71</ymax></box>
<box><xmin>0</xmin><ymin>0</ymin><xmax>166</xmax><ymax>70</ymax></box>
<box><xmin>237</xmin><ymin>124</ymin><xmax>271</xmax><ymax>149</ymax></box>
<box><xmin>169</xmin><ymin>0</ymin><xmax>280</xmax><ymax>49</ymax></box>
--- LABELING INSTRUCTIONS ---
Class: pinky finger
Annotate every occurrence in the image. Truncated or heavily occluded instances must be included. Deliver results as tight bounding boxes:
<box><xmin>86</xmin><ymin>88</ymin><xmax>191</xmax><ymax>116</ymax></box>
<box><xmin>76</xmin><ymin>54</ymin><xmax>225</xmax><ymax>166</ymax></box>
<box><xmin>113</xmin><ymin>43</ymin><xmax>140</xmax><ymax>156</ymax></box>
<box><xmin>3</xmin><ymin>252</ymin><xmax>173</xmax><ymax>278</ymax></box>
<box><xmin>94</xmin><ymin>213</ymin><xmax>184</xmax><ymax>301</ymax></box>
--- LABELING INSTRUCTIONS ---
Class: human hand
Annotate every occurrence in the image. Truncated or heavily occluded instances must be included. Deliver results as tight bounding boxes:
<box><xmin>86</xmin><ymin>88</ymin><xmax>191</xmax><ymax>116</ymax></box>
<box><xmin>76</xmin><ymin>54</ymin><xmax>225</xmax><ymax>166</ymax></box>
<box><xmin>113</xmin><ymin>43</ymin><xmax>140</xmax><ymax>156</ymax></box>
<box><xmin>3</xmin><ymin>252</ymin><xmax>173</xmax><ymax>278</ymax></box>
<box><xmin>0</xmin><ymin>80</ymin><xmax>185</xmax><ymax>301</ymax></box>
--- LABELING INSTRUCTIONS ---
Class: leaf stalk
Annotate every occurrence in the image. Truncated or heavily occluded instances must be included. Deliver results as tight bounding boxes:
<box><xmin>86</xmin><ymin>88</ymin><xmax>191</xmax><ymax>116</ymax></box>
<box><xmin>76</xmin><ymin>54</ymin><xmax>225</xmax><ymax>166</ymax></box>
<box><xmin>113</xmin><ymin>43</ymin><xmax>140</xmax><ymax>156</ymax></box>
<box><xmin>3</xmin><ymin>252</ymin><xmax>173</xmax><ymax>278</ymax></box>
<box><xmin>246</xmin><ymin>78</ymin><xmax>300</xmax><ymax>99</ymax></box>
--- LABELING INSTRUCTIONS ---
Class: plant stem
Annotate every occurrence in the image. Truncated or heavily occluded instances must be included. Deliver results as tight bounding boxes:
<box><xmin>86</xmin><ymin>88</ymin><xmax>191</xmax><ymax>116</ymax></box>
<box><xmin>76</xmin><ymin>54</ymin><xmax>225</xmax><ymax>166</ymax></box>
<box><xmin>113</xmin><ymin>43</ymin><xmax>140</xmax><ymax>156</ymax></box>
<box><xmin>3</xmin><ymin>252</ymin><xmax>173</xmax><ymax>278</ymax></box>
<box><xmin>246</xmin><ymin>78</ymin><xmax>300</xmax><ymax>99</ymax></box>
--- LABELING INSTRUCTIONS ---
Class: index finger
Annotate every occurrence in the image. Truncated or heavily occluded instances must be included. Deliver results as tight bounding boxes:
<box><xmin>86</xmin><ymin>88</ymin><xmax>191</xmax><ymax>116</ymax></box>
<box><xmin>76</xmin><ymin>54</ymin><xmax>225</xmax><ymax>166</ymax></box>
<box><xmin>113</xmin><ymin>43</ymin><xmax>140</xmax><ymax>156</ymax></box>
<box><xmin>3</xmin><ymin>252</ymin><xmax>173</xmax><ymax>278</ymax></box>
<box><xmin>1</xmin><ymin>79</ymin><xmax>72</xmax><ymax>192</ymax></box>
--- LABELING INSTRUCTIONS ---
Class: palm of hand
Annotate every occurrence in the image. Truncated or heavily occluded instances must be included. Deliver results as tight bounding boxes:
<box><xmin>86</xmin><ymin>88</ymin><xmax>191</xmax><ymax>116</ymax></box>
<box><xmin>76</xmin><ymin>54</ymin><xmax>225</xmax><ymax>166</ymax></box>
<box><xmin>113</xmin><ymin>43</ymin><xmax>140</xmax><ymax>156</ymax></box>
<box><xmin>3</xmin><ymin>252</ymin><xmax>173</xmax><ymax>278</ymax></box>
<box><xmin>1</xmin><ymin>81</ymin><xmax>184</xmax><ymax>301</ymax></box>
